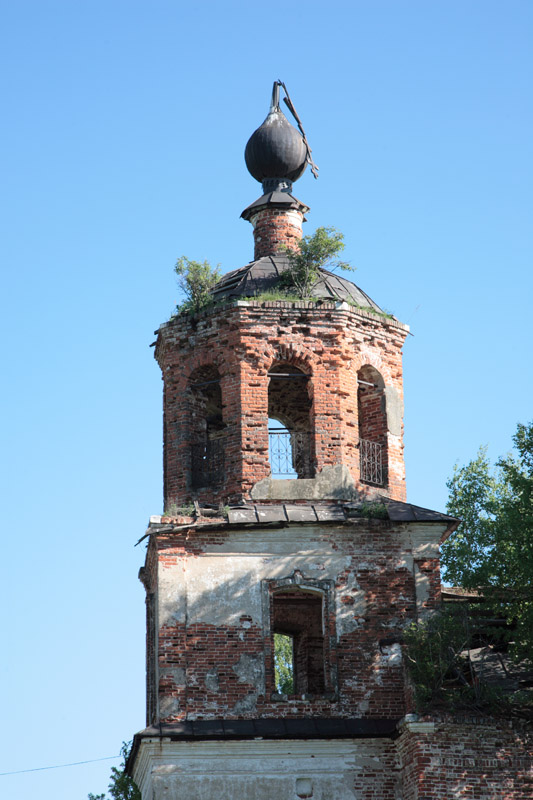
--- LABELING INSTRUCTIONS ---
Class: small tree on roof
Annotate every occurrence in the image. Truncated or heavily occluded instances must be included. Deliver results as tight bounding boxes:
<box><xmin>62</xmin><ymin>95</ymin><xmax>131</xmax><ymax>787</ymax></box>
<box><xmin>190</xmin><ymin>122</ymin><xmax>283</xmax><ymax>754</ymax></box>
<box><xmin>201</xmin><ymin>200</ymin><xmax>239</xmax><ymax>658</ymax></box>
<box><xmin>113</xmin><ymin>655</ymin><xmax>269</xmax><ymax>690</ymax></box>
<box><xmin>280</xmin><ymin>226</ymin><xmax>354</xmax><ymax>299</ymax></box>
<box><xmin>174</xmin><ymin>257</ymin><xmax>221</xmax><ymax>314</ymax></box>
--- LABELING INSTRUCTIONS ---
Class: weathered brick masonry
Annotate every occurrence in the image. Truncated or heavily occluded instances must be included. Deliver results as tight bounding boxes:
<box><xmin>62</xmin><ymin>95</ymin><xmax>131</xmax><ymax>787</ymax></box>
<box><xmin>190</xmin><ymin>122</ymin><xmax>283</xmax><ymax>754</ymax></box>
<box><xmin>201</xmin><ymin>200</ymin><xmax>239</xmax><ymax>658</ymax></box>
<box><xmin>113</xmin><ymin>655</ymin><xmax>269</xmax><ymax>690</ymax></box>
<box><xmin>249</xmin><ymin>205</ymin><xmax>306</xmax><ymax>260</ymax></box>
<box><xmin>156</xmin><ymin>300</ymin><xmax>408</xmax><ymax>507</ymax></box>
<box><xmin>140</xmin><ymin>517</ymin><xmax>444</xmax><ymax>725</ymax></box>
<box><xmin>398</xmin><ymin>717</ymin><xmax>533</xmax><ymax>799</ymax></box>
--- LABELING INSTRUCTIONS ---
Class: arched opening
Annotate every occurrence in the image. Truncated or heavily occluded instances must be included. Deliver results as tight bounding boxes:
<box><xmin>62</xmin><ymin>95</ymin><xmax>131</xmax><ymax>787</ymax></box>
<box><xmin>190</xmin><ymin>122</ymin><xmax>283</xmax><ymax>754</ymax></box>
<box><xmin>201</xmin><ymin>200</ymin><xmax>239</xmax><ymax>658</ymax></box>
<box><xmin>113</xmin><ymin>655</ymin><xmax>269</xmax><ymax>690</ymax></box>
<box><xmin>272</xmin><ymin>588</ymin><xmax>325</xmax><ymax>695</ymax></box>
<box><xmin>268</xmin><ymin>361</ymin><xmax>314</xmax><ymax>479</ymax></box>
<box><xmin>188</xmin><ymin>365</ymin><xmax>225</xmax><ymax>489</ymax></box>
<box><xmin>357</xmin><ymin>365</ymin><xmax>388</xmax><ymax>486</ymax></box>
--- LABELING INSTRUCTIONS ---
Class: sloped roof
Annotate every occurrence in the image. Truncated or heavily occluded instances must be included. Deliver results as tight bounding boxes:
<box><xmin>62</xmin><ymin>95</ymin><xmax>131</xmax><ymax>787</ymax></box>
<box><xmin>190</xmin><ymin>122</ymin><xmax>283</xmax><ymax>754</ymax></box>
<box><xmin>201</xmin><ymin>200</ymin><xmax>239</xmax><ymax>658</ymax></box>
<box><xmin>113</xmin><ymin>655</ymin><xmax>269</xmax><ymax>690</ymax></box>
<box><xmin>210</xmin><ymin>253</ymin><xmax>385</xmax><ymax>312</ymax></box>
<box><xmin>148</xmin><ymin>499</ymin><xmax>458</xmax><ymax>530</ymax></box>
<box><xmin>225</xmin><ymin>500</ymin><xmax>458</xmax><ymax>529</ymax></box>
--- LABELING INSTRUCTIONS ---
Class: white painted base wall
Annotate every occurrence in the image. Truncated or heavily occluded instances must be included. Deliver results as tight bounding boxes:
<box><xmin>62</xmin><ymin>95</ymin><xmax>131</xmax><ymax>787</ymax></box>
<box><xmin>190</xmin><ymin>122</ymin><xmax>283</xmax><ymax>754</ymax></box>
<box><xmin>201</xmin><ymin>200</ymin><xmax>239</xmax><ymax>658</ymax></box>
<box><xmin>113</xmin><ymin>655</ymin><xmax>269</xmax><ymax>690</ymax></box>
<box><xmin>132</xmin><ymin>738</ymin><xmax>397</xmax><ymax>800</ymax></box>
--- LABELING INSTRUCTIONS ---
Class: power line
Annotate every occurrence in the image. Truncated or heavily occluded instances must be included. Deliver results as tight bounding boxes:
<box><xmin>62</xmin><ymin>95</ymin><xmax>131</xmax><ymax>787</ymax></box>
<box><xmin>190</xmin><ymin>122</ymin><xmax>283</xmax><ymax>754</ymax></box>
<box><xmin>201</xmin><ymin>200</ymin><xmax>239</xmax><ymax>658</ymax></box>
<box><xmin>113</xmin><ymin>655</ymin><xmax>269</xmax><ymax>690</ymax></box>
<box><xmin>0</xmin><ymin>755</ymin><xmax>120</xmax><ymax>777</ymax></box>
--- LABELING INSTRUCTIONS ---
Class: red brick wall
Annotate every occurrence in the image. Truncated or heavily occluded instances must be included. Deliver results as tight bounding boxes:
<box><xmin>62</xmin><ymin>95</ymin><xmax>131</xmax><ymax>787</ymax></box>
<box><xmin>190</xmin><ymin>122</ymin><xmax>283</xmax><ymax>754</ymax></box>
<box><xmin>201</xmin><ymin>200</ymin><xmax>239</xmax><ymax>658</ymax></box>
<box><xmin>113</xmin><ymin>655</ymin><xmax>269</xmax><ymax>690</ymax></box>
<box><xmin>398</xmin><ymin>719</ymin><xmax>533</xmax><ymax>799</ymax></box>
<box><xmin>250</xmin><ymin>206</ymin><xmax>304</xmax><ymax>259</ymax></box>
<box><xmin>156</xmin><ymin>301</ymin><xmax>408</xmax><ymax>507</ymax></box>
<box><xmin>147</xmin><ymin>520</ymin><xmax>423</xmax><ymax>723</ymax></box>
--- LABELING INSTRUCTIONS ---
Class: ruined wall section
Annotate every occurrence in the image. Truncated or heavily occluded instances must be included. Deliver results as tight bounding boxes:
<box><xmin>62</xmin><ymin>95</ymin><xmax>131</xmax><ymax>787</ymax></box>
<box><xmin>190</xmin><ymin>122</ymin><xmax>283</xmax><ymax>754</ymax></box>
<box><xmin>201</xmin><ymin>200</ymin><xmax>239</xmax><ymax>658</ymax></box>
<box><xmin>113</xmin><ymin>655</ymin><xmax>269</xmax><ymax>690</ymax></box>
<box><xmin>398</xmin><ymin>718</ymin><xmax>533</xmax><ymax>799</ymax></box>
<box><xmin>146</xmin><ymin>519</ymin><xmax>445</xmax><ymax>724</ymax></box>
<box><xmin>155</xmin><ymin>301</ymin><xmax>408</xmax><ymax>507</ymax></box>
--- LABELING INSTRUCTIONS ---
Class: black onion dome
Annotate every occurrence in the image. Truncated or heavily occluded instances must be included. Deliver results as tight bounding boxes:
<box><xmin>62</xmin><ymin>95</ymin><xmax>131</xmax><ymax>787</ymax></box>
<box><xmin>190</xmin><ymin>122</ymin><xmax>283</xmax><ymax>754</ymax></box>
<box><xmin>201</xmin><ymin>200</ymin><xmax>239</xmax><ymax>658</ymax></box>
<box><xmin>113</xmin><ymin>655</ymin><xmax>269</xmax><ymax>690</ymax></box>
<box><xmin>245</xmin><ymin>85</ymin><xmax>307</xmax><ymax>184</ymax></box>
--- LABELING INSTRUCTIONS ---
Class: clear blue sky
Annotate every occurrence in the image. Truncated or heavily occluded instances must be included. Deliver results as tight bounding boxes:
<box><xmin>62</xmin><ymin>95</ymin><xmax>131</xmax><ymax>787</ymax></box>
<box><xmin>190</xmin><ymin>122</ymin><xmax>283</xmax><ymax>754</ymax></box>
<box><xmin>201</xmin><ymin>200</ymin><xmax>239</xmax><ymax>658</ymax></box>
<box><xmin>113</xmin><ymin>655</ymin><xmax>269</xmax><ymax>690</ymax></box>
<box><xmin>1</xmin><ymin>1</ymin><xmax>531</xmax><ymax>797</ymax></box>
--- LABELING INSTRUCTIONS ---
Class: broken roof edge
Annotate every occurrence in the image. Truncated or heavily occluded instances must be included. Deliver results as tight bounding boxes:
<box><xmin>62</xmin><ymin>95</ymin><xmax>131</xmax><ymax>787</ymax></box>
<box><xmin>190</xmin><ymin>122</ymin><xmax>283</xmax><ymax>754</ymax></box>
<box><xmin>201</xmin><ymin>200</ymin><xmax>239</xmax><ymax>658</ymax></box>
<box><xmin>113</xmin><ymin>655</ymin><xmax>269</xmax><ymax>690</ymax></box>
<box><xmin>156</xmin><ymin>297</ymin><xmax>410</xmax><ymax>337</ymax></box>
<box><xmin>143</xmin><ymin>499</ymin><xmax>459</xmax><ymax>536</ymax></box>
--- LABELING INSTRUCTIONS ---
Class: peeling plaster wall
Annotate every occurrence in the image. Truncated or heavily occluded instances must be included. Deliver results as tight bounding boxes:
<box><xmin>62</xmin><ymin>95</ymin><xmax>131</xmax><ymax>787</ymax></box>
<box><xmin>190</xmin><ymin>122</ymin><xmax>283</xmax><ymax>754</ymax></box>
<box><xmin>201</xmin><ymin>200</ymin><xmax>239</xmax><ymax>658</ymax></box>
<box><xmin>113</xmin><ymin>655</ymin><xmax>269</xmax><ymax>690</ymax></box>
<box><xmin>149</xmin><ymin>521</ymin><xmax>447</xmax><ymax>723</ymax></box>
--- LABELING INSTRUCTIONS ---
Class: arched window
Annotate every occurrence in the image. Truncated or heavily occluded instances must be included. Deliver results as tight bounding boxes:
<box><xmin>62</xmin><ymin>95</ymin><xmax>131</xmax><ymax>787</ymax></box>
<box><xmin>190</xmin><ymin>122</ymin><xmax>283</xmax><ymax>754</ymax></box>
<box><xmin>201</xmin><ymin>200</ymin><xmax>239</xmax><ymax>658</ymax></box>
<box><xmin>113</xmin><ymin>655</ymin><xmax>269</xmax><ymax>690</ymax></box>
<box><xmin>357</xmin><ymin>365</ymin><xmax>388</xmax><ymax>487</ymax></box>
<box><xmin>267</xmin><ymin>361</ymin><xmax>314</xmax><ymax>479</ymax></box>
<box><xmin>188</xmin><ymin>365</ymin><xmax>225</xmax><ymax>489</ymax></box>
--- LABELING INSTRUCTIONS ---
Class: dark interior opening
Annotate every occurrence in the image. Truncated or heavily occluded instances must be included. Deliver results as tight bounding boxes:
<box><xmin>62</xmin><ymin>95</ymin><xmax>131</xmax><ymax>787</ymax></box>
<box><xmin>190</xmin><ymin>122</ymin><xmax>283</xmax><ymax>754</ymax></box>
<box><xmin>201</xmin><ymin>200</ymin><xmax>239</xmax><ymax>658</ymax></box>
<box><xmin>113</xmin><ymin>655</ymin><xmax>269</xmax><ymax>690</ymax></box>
<box><xmin>188</xmin><ymin>365</ymin><xmax>225</xmax><ymax>489</ymax></box>
<box><xmin>272</xmin><ymin>589</ymin><xmax>325</xmax><ymax>694</ymax></box>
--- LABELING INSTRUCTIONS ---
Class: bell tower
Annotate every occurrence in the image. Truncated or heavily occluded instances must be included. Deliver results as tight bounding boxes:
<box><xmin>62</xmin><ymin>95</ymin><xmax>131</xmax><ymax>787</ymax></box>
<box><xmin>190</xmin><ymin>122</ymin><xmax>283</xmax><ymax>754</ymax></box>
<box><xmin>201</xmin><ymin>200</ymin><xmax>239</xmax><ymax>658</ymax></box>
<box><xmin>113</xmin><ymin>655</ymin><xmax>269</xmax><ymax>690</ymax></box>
<box><xmin>128</xmin><ymin>83</ymin><xmax>458</xmax><ymax>800</ymax></box>
<box><xmin>157</xmin><ymin>82</ymin><xmax>409</xmax><ymax>511</ymax></box>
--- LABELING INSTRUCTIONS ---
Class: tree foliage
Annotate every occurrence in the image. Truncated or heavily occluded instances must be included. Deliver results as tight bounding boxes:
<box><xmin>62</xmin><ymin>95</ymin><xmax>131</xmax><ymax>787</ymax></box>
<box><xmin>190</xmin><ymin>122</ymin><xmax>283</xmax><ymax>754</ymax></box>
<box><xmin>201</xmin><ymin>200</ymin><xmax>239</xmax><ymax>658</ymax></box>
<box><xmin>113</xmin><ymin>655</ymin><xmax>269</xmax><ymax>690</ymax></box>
<box><xmin>88</xmin><ymin>742</ymin><xmax>140</xmax><ymax>800</ymax></box>
<box><xmin>174</xmin><ymin>256</ymin><xmax>221</xmax><ymax>314</ymax></box>
<box><xmin>274</xmin><ymin>633</ymin><xmax>294</xmax><ymax>694</ymax></box>
<box><xmin>280</xmin><ymin>226</ymin><xmax>353</xmax><ymax>299</ymax></box>
<box><xmin>403</xmin><ymin>606</ymin><xmax>502</xmax><ymax>712</ymax></box>
<box><xmin>442</xmin><ymin>422</ymin><xmax>533</xmax><ymax>663</ymax></box>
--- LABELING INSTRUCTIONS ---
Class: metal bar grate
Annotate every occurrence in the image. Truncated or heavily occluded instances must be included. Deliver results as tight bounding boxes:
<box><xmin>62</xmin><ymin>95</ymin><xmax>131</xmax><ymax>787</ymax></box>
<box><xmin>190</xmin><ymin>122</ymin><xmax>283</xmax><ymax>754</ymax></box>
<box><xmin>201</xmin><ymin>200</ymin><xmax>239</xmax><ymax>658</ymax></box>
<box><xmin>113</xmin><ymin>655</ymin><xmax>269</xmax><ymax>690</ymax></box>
<box><xmin>360</xmin><ymin>438</ymin><xmax>384</xmax><ymax>486</ymax></box>
<box><xmin>269</xmin><ymin>429</ymin><xmax>314</xmax><ymax>478</ymax></box>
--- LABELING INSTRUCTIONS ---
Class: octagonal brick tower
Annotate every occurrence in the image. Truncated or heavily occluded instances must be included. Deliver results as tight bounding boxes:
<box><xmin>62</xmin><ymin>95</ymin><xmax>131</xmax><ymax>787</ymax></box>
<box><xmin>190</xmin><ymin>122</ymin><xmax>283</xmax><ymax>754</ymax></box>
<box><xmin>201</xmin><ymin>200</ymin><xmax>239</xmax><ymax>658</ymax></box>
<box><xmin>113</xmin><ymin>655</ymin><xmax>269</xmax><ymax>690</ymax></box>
<box><xmin>154</xmin><ymin>84</ymin><xmax>409</xmax><ymax>510</ymax></box>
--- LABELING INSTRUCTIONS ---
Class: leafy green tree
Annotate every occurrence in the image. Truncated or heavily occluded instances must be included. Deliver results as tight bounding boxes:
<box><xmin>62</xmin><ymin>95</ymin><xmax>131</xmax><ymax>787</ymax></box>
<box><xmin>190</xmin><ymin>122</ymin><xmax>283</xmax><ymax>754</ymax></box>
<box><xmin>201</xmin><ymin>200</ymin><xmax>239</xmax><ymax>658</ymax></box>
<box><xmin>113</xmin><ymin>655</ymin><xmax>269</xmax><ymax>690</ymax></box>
<box><xmin>274</xmin><ymin>633</ymin><xmax>294</xmax><ymax>694</ymax></box>
<box><xmin>404</xmin><ymin>606</ymin><xmax>491</xmax><ymax>712</ymax></box>
<box><xmin>88</xmin><ymin>742</ymin><xmax>140</xmax><ymax>800</ymax></box>
<box><xmin>280</xmin><ymin>226</ymin><xmax>353</xmax><ymax>299</ymax></box>
<box><xmin>174</xmin><ymin>256</ymin><xmax>221</xmax><ymax>313</ymax></box>
<box><xmin>442</xmin><ymin>422</ymin><xmax>533</xmax><ymax>663</ymax></box>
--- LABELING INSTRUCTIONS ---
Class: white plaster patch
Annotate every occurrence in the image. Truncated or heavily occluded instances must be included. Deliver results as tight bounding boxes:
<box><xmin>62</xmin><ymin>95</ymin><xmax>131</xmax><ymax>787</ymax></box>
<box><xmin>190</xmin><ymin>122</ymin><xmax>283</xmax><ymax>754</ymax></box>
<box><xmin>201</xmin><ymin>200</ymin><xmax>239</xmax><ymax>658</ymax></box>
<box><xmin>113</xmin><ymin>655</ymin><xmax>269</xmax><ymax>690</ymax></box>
<box><xmin>159</xmin><ymin>667</ymin><xmax>186</xmax><ymax>687</ymax></box>
<box><xmin>232</xmin><ymin>653</ymin><xmax>265</xmax><ymax>691</ymax></box>
<box><xmin>185</xmin><ymin>557</ymin><xmax>263</xmax><ymax>626</ymax></box>
<box><xmin>335</xmin><ymin>579</ymin><xmax>367</xmax><ymax>635</ymax></box>
<box><xmin>380</xmin><ymin>642</ymin><xmax>402</xmax><ymax>667</ymax></box>
<box><xmin>414</xmin><ymin>563</ymin><xmax>431</xmax><ymax>618</ymax></box>
<box><xmin>158</xmin><ymin>563</ymin><xmax>187</xmax><ymax>627</ymax></box>
<box><xmin>205</xmin><ymin>668</ymin><xmax>219</xmax><ymax>692</ymax></box>
<box><xmin>159</xmin><ymin>695</ymin><xmax>180</xmax><ymax>720</ymax></box>
<box><xmin>182</xmin><ymin>529</ymin><xmax>353</xmax><ymax>628</ymax></box>
<box><xmin>404</xmin><ymin>524</ymin><xmax>447</xmax><ymax>558</ymax></box>
<box><xmin>231</xmin><ymin>692</ymin><xmax>259</xmax><ymax>714</ymax></box>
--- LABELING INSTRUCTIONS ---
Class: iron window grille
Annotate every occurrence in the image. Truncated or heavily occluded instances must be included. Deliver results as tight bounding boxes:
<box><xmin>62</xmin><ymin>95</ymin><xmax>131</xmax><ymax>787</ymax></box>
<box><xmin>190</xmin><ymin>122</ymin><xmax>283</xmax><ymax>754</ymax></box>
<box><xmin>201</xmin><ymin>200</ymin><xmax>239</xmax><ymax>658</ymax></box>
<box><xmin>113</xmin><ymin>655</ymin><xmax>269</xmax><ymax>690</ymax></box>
<box><xmin>359</xmin><ymin>438</ymin><xmax>384</xmax><ymax>486</ymax></box>
<box><xmin>268</xmin><ymin>429</ymin><xmax>314</xmax><ymax>478</ymax></box>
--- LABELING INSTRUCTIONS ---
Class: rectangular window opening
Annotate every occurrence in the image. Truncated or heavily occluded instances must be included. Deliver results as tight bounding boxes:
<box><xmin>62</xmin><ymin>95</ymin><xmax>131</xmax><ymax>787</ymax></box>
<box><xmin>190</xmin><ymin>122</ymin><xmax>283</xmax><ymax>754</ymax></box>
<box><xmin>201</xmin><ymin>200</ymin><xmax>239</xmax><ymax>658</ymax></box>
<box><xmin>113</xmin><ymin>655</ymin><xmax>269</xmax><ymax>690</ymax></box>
<box><xmin>272</xmin><ymin>591</ymin><xmax>325</xmax><ymax>695</ymax></box>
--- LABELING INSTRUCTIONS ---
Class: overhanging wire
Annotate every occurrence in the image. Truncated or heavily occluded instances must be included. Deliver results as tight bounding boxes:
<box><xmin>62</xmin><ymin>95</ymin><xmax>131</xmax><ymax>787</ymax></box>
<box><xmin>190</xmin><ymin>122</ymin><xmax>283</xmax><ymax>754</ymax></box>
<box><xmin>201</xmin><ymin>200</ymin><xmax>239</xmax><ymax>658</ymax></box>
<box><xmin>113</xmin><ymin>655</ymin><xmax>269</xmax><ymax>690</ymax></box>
<box><xmin>0</xmin><ymin>754</ymin><xmax>120</xmax><ymax>777</ymax></box>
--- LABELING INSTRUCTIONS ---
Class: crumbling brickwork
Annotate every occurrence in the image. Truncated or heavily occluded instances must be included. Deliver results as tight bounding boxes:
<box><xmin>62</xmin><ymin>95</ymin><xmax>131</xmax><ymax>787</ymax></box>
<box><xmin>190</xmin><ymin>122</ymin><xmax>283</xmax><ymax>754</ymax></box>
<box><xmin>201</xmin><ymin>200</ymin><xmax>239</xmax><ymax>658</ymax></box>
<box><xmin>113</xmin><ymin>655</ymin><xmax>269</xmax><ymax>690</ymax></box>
<box><xmin>156</xmin><ymin>300</ymin><xmax>408</xmax><ymax>507</ymax></box>
<box><xmin>141</xmin><ymin>518</ymin><xmax>445</xmax><ymax>724</ymax></box>
<box><xmin>398</xmin><ymin>718</ymin><xmax>533</xmax><ymax>799</ymax></box>
<box><xmin>249</xmin><ymin>205</ymin><xmax>305</xmax><ymax>260</ymax></box>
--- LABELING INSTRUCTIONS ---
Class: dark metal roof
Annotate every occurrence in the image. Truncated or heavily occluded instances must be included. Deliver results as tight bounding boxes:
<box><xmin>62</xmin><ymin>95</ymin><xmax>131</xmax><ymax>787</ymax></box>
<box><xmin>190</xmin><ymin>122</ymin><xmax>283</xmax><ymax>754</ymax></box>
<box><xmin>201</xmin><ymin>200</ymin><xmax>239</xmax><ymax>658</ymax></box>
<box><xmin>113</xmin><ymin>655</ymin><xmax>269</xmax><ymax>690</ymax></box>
<box><xmin>225</xmin><ymin>500</ymin><xmax>459</xmax><ymax>529</ymax></box>
<box><xmin>382</xmin><ymin>499</ymin><xmax>459</xmax><ymax>525</ymax></box>
<box><xmin>148</xmin><ymin>501</ymin><xmax>458</xmax><ymax>532</ymax></box>
<box><xmin>210</xmin><ymin>253</ymin><xmax>385</xmax><ymax>311</ymax></box>
<box><xmin>240</xmin><ymin>190</ymin><xmax>308</xmax><ymax>220</ymax></box>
